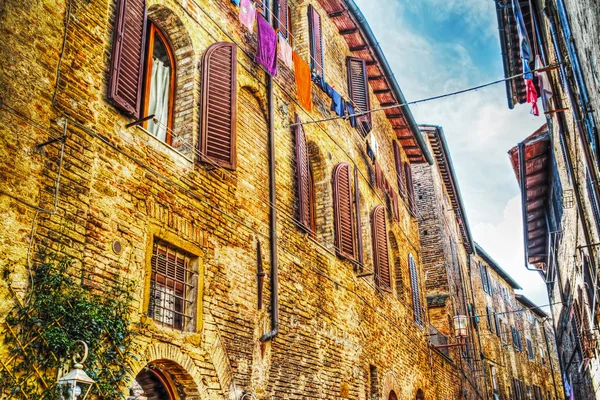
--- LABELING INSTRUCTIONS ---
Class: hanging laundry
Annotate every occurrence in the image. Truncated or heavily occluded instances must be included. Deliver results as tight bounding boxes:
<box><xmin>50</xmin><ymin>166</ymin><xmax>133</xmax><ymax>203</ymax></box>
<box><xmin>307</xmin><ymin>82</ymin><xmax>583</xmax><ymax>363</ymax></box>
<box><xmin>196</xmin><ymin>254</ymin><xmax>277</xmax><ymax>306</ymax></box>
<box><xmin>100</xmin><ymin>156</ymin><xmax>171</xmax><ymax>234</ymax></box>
<box><xmin>239</xmin><ymin>0</ymin><xmax>256</xmax><ymax>31</ymax></box>
<box><xmin>366</xmin><ymin>141</ymin><xmax>375</xmax><ymax>163</ymax></box>
<box><xmin>231</xmin><ymin>0</ymin><xmax>240</xmax><ymax>5</ymax></box>
<box><xmin>293</xmin><ymin>51</ymin><xmax>312</xmax><ymax>112</ymax></box>
<box><xmin>346</xmin><ymin>102</ymin><xmax>357</xmax><ymax>128</ymax></box>
<box><xmin>323</xmin><ymin>81</ymin><xmax>333</xmax><ymax>98</ymax></box>
<box><xmin>512</xmin><ymin>0</ymin><xmax>539</xmax><ymax>115</ymax></box>
<box><xmin>534</xmin><ymin>55</ymin><xmax>553</xmax><ymax>111</ymax></box>
<box><xmin>255</xmin><ymin>15</ymin><xmax>277</xmax><ymax>76</ymax></box>
<box><xmin>277</xmin><ymin>33</ymin><xmax>293</xmax><ymax>70</ymax></box>
<box><xmin>330</xmin><ymin>89</ymin><xmax>345</xmax><ymax>117</ymax></box>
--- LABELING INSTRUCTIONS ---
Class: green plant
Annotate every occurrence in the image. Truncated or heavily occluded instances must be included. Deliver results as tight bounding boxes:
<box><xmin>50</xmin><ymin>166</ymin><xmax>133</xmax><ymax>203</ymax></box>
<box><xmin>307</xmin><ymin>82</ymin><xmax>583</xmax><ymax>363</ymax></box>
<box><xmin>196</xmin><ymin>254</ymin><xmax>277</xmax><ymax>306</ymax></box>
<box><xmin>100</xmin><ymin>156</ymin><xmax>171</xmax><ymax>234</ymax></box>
<box><xmin>0</xmin><ymin>257</ymin><xmax>138</xmax><ymax>399</ymax></box>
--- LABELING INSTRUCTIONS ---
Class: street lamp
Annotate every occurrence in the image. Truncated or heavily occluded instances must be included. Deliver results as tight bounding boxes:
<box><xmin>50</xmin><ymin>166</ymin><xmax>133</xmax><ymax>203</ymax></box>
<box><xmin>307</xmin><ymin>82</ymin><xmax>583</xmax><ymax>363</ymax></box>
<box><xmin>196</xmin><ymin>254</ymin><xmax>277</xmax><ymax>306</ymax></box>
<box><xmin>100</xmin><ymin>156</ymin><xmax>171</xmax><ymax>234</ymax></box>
<box><xmin>453</xmin><ymin>315</ymin><xmax>469</xmax><ymax>338</ymax></box>
<box><xmin>58</xmin><ymin>341</ymin><xmax>95</xmax><ymax>400</ymax></box>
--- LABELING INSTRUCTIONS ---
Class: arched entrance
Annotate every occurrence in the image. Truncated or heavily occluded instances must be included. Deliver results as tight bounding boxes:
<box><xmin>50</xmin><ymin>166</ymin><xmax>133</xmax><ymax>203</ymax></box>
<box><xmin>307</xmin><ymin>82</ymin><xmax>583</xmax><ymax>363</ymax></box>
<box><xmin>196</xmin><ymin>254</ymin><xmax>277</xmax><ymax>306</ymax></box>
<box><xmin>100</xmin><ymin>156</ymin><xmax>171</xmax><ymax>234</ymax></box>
<box><xmin>416</xmin><ymin>388</ymin><xmax>425</xmax><ymax>400</ymax></box>
<box><xmin>388</xmin><ymin>390</ymin><xmax>398</xmax><ymax>400</ymax></box>
<box><xmin>133</xmin><ymin>367</ymin><xmax>177</xmax><ymax>400</ymax></box>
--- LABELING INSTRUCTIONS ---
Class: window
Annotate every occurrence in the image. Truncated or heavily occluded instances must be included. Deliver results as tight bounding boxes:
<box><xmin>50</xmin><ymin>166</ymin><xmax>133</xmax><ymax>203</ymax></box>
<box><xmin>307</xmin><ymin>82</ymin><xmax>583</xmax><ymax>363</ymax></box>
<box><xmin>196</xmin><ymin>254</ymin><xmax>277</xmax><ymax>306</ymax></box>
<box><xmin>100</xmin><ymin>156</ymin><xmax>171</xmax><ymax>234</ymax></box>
<box><xmin>200</xmin><ymin>42</ymin><xmax>238</xmax><ymax>169</ymax></box>
<box><xmin>491</xmin><ymin>366</ymin><xmax>498</xmax><ymax>390</ymax></box>
<box><xmin>526</xmin><ymin>338</ymin><xmax>534</xmax><ymax>360</ymax></box>
<box><xmin>404</xmin><ymin>162</ymin><xmax>416</xmax><ymax>214</ymax></box>
<box><xmin>307</xmin><ymin>4</ymin><xmax>324</xmax><ymax>76</ymax></box>
<box><xmin>277</xmin><ymin>0</ymin><xmax>292</xmax><ymax>43</ymax></box>
<box><xmin>333</xmin><ymin>162</ymin><xmax>356</xmax><ymax>260</ymax></box>
<box><xmin>347</xmin><ymin>57</ymin><xmax>371</xmax><ymax>132</ymax></box>
<box><xmin>480</xmin><ymin>262</ymin><xmax>492</xmax><ymax>295</ymax></box>
<box><xmin>371</xmin><ymin>205</ymin><xmax>391</xmax><ymax>289</ymax></box>
<box><xmin>392</xmin><ymin>141</ymin><xmax>406</xmax><ymax>199</ymax></box>
<box><xmin>294</xmin><ymin>114</ymin><xmax>315</xmax><ymax>233</ymax></box>
<box><xmin>409</xmin><ymin>253</ymin><xmax>423</xmax><ymax>326</ymax></box>
<box><xmin>142</xmin><ymin>22</ymin><xmax>176</xmax><ymax>142</ymax></box>
<box><xmin>148</xmin><ymin>239</ymin><xmax>197</xmax><ymax>330</ymax></box>
<box><xmin>494</xmin><ymin>312</ymin><xmax>501</xmax><ymax>338</ymax></box>
<box><xmin>486</xmin><ymin>307</ymin><xmax>495</xmax><ymax>333</ymax></box>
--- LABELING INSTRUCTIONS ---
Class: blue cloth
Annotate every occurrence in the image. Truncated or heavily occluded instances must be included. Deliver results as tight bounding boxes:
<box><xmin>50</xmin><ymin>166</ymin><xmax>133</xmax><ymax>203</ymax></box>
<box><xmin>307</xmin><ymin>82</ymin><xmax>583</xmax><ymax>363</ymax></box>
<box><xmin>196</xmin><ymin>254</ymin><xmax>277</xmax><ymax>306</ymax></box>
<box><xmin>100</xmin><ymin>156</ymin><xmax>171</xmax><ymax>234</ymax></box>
<box><xmin>512</xmin><ymin>0</ymin><xmax>532</xmax><ymax>80</ymax></box>
<box><xmin>323</xmin><ymin>82</ymin><xmax>333</xmax><ymax>97</ymax></box>
<box><xmin>231</xmin><ymin>0</ymin><xmax>240</xmax><ymax>5</ymax></box>
<box><xmin>346</xmin><ymin>102</ymin><xmax>356</xmax><ymax>127</ymax></box>
<box><xmin>331</xmin><ymin>90</ymin><xmax>345</xmax><ymax>117</ymax></box>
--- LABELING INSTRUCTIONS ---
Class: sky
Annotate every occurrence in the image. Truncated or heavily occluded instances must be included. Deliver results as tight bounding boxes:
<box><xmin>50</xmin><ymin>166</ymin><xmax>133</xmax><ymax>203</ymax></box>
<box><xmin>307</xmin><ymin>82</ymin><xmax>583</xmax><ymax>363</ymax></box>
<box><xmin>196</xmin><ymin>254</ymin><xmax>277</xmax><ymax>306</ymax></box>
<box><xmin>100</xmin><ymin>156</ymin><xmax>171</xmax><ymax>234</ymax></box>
<box><xmin>353</xmin><ymin>0</ymin><xmax>549</xmax><ymax>306</ymax></box>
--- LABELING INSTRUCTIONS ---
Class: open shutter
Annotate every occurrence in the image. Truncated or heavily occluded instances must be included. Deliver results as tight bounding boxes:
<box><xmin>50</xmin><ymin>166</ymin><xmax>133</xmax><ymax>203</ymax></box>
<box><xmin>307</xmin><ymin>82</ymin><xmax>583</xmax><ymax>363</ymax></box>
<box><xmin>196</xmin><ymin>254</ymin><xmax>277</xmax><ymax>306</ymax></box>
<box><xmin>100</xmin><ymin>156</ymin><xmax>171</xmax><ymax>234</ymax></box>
<box><xmin>347</xmin><ymin>57</ymin><xmax>371</xmax><ymax>127</ymax></box>
<box><xmin>354</xmin><ymin>167</ymin><xmax>364</xmax><ymax>265</ymax></box>
<box><xmin>308</xmin><ymin>4</ymin><xmax>324</xmax><ymax>76</ymax></box>
<box><xmin>392</xmin><ymin>141</ymin><xmax>406</xmax><ymax>198</ymax></box>
<box><xmin>409</xmin><ymin>254</ymin><xmax>423</xmax><ymax>325</ymax></box>
<box><xmin>294</xmin><ymin>114</ymin><xmax>312</xmax><ymax>231</ymax></box>
<box><xmin>333</xmin><ymin>163</ymin><xmax>356</xmax><ymax>260</ymax></box>
<box><xmin>277</xmin><ymin>0</ymin><xmax>289</xmax><ymax>39</ymax></box>
<box><xmin>404</xmin><ymin>162</ymin><xmax>415</xmax><ymax>214</ymax></box>
<box><xmin>200</xmin><ymin>42</ymin><xmax>238</xmax><ymax>169</ymax></box>
<box><xmin>371</xmin><ymin>205</ymin><xmax>390</xmax><ymax>289</ymax></box>
<box><xmin>108</xmin><ymin>0</ymin><xmax>147</xmax><ymax>118</ymax></box>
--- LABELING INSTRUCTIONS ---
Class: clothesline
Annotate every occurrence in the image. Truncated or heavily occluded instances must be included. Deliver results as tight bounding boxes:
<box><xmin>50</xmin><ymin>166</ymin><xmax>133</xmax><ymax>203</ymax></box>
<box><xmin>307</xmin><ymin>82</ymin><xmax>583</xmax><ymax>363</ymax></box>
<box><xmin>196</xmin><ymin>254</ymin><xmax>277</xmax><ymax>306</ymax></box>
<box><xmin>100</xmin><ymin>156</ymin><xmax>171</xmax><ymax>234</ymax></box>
<box><xmin>287</xmin><ymin>63</ymin><xmax>562</xmax><ymax>128</ymax></box>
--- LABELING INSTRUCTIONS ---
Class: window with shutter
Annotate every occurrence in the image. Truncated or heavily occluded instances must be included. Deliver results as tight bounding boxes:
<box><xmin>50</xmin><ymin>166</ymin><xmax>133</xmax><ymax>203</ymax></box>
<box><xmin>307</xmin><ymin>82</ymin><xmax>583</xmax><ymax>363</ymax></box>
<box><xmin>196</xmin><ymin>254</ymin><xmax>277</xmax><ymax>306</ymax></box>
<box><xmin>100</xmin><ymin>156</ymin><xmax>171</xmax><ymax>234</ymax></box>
<box><xmin>392</xmin><ymin>141</ymin><xmax>405</xmax><ymax>198</ymax></box>
<box><xmin>277</xmin><ymin>0</ymin><xmax>291</xmax><ymax>42</ymax></box>
<box><xmin>371</xmin><ymin>205</ymin><xmax>390</xmax><ymax>289</ymax></box>
<box><xmin>486</xmin><ymin>307</ymin><xmax>494</xmax><ymax>333</ymax></box>
<box><xmin>200</xmin><ymin>42</ymin><xmax>238</xmax><ymax>169</ymax></box>
<box><xmin>404</xmin><ymin>162</ymin><xmax>416</xmax><ymax>214</ymax></box>
<box><xmin>308</xmin><ymin>4</ymin><xmax>324</xmax><ymax>77</ymax></box>
<box><xmin>333</xmin><ymin>163</ymin><xmax>356</xmax><ymax>260</ymax></box>
<box><xmin>108</xmin><ymin>0</ymin><xmax>148</xmax><ymax>118</ymax></box>
<box><xmin>494</xmin><ymin>312</ymin><xmax>501</xmax><ymax>338</ymax></box>
<box><xmin>347</xmin><ymin>57</ymin><xmax>371</xmax><ymax>129</ymax></box>
<box><xmin>148</xmin><ymin>239</ymin><xmax>197</xmax><ymax>331</ymax></box>
<box><xmin>294</xmin><ymin>114</ymin><xmax>314</xmax><ymax>232</ymax></box>
<box><xmin>256</xmin><ymin>0</ymin><xmax>270</xmax><ymax>17</ymax></box>
<box><xmin>408</xmin><ymin>253</ymin><xmax>423</xmax><ymax>326</ymax></box>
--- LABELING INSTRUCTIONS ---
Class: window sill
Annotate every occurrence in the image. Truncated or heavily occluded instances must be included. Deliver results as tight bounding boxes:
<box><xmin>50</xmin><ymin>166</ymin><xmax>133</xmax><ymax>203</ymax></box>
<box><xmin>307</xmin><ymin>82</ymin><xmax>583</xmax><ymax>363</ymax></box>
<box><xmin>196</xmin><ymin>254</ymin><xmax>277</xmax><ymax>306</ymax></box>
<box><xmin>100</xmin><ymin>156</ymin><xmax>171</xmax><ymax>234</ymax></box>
<box><xmin>136</xmin><ymin>126</ymin><xmax>194</xmax><ymax>169</ymax></box>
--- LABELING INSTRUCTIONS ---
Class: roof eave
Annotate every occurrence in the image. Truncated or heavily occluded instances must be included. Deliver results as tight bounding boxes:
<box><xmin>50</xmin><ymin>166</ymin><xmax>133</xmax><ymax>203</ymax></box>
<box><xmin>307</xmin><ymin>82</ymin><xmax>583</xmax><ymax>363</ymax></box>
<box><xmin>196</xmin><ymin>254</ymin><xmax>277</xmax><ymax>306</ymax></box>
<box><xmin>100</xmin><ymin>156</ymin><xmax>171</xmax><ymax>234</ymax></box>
<box><xmin>474</xmin><ymin>243</ymin><xmax>523</xmax><ymax>290</ymax></box>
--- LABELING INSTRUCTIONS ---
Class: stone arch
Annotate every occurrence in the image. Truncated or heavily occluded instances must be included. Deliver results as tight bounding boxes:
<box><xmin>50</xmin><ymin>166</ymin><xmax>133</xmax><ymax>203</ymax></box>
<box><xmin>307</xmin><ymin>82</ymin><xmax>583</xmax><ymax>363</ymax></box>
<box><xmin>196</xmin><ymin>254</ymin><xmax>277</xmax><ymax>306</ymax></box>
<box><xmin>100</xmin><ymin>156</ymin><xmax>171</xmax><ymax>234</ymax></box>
<box><xmin>381</xmin><ymin>371</ymin><xmax>401</xmax><ymax>400</ymax></box>
<box><xmin>307</xmin><ymin>140</ymin><xmax>333</xmax><ymax>245</ymax></box>
<box><xmin>388</xmin><ymin>232</ymin><xmax>405</xmax><ymax>302</ymax></box>
<box><xmin>147</xmin><ymin>5</ymin><xmax>196</xmax><ymax>157</ymax></box>
<box><xmin>128</xmin><ymin>343</ymin><xmax>209</xmax><ymax>400</ymax></box>
<box><xmin>415</xmin><ymin>388</ymin><xmax>425</xmax><ymax>400</ymax></box>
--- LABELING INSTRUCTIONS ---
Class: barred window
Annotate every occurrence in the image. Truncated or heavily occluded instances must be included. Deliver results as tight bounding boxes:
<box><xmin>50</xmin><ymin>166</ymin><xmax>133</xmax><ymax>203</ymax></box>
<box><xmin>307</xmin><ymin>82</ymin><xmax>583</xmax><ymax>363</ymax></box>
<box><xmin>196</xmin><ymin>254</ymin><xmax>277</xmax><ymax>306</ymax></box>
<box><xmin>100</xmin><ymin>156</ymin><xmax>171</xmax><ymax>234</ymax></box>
<box><xmin>148</xmin><ymin>239</ymin><xmax>198</xmax><ymax>331</ymax></box>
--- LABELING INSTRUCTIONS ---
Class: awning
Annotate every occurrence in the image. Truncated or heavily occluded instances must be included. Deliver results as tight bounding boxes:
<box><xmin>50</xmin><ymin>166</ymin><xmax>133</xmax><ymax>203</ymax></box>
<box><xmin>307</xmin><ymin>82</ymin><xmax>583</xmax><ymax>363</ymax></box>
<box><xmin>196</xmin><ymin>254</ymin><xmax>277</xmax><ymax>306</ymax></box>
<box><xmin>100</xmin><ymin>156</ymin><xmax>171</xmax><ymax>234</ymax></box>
<box><xmin>508</xmin><ymin>124</ymin><xmax>551</xmax><ymax>267</ymax></box>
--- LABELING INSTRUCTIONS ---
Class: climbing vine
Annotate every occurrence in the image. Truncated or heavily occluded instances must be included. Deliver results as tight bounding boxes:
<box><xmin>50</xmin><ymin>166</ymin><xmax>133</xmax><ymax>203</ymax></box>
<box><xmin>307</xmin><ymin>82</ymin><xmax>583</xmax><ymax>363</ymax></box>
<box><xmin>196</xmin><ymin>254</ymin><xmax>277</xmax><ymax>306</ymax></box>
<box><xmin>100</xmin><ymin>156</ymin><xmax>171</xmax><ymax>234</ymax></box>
<box><xmin>0</xmin><ymin>256</ymin><xmax>138</xmax><ymax>399</ymax></box>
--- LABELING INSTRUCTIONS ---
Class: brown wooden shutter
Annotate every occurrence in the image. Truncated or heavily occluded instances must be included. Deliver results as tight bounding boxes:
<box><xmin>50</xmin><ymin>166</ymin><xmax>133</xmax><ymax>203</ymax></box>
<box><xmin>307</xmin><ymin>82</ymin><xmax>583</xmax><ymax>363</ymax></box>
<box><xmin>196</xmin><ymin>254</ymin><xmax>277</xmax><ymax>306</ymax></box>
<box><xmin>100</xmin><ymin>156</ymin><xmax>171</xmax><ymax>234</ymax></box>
<box><xmin>308</xmin><ymin>4</ymin><xmax>324</xmax><ymax>76</ymax></box>
<box><xmin>278</xmin><ymin>0</ymin><xmax>289</xmax><ymax>39</ymax></box>
<box><xmin>371</xmin><ymin>205</ymin><xmax>390</xmax><ymax>289</ymax></box>
<box><xmin>333</xmin><ymin>162</ymin><xmax>356</xmax><ymax>260</ymax></box>
<box><xmin>294</xmin><ymin>114</ymin><xmax>312</xmax><ymax>231</ymax></box>
<box><xmin>393</xmin><ymin>141</ymin><xmax>406</xmax><ymax>198</ymax></box>
<box><xmin>200</xmin><ymin>42</ymin><xmax>238</xmax><ymax>169</ymax></box>
<box><xmin>409</xmin><ymin>254</ymin><xmax>423</xmax><ymax>325</ymax></box>
<box><xmin>347</xmin><ymin>57</ymin><xmax>371</xmax><ymax>126</ymax></box>
<box><xmin>354</xmin><ymin>167</ymin><xmax>364</xmax><ymax>265</ymax></box>
<box><xmin>404</xmin><ymin>162</ymin><xmax>415</xmax><ymax>213</ymax></box>
<box><xmin>108</xmin><ymin>0</ymin><xmax>147</xmax><ymax>118</ymax></box>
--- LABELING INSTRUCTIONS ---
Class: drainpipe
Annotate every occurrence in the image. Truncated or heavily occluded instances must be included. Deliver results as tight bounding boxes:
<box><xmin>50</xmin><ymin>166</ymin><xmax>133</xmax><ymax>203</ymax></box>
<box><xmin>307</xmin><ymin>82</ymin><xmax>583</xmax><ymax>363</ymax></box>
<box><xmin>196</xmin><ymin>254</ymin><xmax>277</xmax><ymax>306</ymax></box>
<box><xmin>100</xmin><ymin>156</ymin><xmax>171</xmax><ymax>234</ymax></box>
<box><xmin>542</xmin><ymin>318</ymin><xmax>561</xmax><ymax>400</ymax></box>
<box><xmin>260</xmin><ymin>1</ymin><xmax>279</xmax><ymax>343</ymax></box>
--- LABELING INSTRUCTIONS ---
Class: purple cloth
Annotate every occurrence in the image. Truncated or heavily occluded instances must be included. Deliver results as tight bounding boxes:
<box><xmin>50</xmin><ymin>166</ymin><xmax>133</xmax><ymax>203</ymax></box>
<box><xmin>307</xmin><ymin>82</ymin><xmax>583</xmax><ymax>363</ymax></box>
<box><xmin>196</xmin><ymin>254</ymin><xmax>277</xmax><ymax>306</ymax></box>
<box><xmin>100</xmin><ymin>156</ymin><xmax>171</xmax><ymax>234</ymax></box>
<box><xmin>255</xmin><ymin>15</ymin><xmax>277</xmax><ymax>76</ymax></box>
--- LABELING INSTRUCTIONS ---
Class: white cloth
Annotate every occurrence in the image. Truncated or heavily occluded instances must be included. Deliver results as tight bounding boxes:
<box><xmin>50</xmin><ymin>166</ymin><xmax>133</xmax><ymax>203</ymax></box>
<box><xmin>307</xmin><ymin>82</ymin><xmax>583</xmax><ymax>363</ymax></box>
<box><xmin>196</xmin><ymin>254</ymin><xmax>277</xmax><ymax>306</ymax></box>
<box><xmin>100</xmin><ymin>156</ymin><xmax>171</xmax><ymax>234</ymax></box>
<box><xmin>147</xmin><ymin>57</ymin><xmax>171</xmax><ymax>142</ymax></box>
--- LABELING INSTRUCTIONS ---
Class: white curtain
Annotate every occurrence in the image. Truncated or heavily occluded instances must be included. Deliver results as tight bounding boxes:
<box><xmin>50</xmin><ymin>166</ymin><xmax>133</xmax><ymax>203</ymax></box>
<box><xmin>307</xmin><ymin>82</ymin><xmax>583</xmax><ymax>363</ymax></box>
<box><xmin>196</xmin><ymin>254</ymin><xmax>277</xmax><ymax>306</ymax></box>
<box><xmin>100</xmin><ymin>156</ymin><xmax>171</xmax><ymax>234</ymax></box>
<box><xmin>147</xmin><ymin>57</ymin><xmax>171</xmax><ymax>142</ymax></box>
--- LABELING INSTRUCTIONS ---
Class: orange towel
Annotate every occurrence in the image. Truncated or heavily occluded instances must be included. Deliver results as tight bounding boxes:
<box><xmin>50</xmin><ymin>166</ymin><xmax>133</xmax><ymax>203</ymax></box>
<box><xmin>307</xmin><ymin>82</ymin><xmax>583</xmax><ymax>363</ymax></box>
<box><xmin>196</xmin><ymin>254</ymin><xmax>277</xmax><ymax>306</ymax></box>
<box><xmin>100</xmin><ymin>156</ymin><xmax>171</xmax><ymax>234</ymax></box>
<box><xmin>292</xmin><ymin>51</ymin><xmax>312</xmax><ymax>112</ymax></box>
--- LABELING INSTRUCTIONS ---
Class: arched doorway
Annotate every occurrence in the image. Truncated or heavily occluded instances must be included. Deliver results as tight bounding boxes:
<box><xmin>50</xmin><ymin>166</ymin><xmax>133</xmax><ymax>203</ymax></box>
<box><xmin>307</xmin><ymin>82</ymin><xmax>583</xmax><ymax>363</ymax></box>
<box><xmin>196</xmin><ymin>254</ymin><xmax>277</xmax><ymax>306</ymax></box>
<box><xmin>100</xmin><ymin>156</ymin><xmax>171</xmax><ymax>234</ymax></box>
<box><xmin>132</xmin><ymin>367</ymin><xmax>177</xmax><ymax>400</ymax></box>
<box><xmin>388</xmin><ymin>390</ymin><xmax>398</xmax><ymax>400</ymax></box>
<box><xmin>416</xmin><ymin>388</ymin><xmax>425</xmax><ymax>400</ymax></box>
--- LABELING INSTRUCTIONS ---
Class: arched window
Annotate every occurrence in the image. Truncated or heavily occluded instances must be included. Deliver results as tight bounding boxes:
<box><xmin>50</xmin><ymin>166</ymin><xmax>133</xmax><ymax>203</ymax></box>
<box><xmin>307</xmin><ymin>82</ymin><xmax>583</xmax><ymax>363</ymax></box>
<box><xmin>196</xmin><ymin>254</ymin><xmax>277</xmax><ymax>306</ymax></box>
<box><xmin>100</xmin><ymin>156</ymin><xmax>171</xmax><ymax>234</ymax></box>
<box><xmin>142</xmin><ymin>22</ymin><xmax>176</xmax><ymax>143</ymax></box>
<box><xmin>333</xmin><ymin>162</ymin><xmax>356</xmax><ymax>260</ymax></box>
<box><xmin>371</xmin><ymin>205</ymin><xmax>390</xmax><ymax>289</ymax></box>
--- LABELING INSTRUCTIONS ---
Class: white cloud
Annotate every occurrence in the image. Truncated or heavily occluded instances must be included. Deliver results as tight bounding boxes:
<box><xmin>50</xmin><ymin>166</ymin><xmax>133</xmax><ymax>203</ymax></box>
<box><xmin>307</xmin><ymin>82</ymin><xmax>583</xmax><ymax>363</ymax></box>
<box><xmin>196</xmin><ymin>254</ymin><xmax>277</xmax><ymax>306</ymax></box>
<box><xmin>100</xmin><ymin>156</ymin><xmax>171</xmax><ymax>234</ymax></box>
<box><xmin>473</xmin><ymin>196</ymin><xmax>549</xmax><ymax>307</ymax></box>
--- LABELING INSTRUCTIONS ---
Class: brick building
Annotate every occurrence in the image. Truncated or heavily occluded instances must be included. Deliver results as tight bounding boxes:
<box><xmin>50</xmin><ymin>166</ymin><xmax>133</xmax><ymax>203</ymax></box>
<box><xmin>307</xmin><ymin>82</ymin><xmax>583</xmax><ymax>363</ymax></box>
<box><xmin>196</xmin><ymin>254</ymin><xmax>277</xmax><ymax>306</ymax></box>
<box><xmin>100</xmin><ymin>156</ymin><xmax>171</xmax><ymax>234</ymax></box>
<box><xmin>0</xmin><ymin>0</ymin><xmax>481</xmax><ymax>399</ymax></box>
<box><xmin>496</xmin><ymin>0</ymin><xmax>600</xmax><ymax>397</ymax></box>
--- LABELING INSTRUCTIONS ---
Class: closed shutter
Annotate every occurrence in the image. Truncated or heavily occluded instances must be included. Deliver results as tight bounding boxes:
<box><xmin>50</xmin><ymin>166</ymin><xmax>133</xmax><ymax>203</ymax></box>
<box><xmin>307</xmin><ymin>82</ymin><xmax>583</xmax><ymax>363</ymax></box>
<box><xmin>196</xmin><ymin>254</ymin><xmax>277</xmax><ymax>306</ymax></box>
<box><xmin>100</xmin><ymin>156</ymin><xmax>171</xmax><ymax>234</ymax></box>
<box><xmin>354</xmin><ymin>167</ymin><xmax>364</xmax><ymax>265</ymax></box>
<box><xmin>108</xmin><ymin>0</ymin><xmax>147</xmax><ymax>118</ymax></box>
<box><xmin>393</xmin><ymin>141</ymin><xmax>405</xmax><ymax>198</ymax></box>
<box><xmin>494</xmin><ymin>313</ymin><xmax>501</xmax><ymax>337</ymax></box>
<box><xmin>200</xmin><ymin>42</ymin><xmax>238</xmax><ymax>169</ymax></box>
<box><xmin>409</xmin><ymin>254</ymin><xmax>423</xmax><ymax>325</ymax></box>
<box><xmin>404</xmin><ymin>162</ymin><xmax>416</xmax><ymax>214</ymax></box>
<box><xmin>308</xmin><ymin>4</ymin><xmax>324</xmax><ymax>76</ymax></box>
<box><xmin>294</xmin><ymin>114</ymin><xmax>312</xmax><ymax>231</ymax></box>
<box><xmin>333</xmin><ymin>163</ymin><xmax>356</xmax><ymax>260</ymax></box>
<box><xmin>480</xmin><ymin>263</ymin><xmax>489</xmax><ymax>293</ymax></box>
<box><xmin>278</xmin><ymin>0</ymin><xmax>289</xmax><ymax>39</ymax></box>
<box><xmin>347</xmin><ymin>57</ymin><xmax>371</xmax><ymax>126</ymax></box>
<box><xmin>371</xmin><ymin>205</ymin><xmax>390</xmax><ymax>289</ymax></box>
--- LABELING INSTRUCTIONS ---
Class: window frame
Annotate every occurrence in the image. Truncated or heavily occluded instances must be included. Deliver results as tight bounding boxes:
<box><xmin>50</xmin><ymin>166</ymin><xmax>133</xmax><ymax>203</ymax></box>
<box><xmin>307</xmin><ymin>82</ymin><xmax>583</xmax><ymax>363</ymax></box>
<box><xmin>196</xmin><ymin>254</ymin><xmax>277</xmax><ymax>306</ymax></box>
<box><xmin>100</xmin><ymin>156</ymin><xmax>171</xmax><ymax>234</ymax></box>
<box><xmin>142</xmin><ymin>21</ymin><xmax>177</xmax><ymax>144</ymax></box>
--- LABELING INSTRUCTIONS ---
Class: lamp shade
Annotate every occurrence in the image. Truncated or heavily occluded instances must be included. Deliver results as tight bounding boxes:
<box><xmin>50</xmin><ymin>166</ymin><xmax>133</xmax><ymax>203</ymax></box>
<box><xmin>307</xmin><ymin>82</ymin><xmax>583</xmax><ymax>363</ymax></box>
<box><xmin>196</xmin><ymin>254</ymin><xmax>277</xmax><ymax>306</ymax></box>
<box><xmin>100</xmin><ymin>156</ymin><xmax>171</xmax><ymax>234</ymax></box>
<box><xmin>453</xmin><ymin>315</ymin><xmax>469</xmax><ymax>338</ymax></box>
